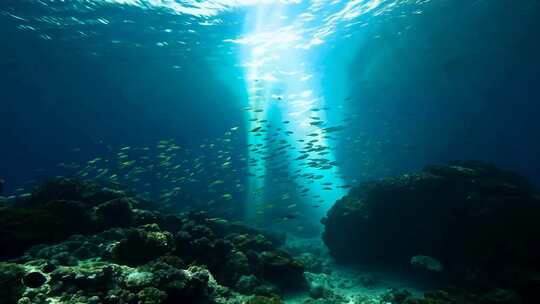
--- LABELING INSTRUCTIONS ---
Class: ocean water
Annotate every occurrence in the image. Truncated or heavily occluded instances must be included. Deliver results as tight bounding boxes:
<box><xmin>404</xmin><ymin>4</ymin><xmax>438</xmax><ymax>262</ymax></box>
<box><xmin>2</xmin><ymin>0</ymin><xmax>539</xmax><ymax>216</ymax></box>
<box><xmin>0</xmin><ymin>0</ymin><xmax>540</xmax><ymax>302</ymax></box>
<box><xmin>0</xmin><ymin>0</ymin><xmax>540</xmax><ymax>226</ymax></box>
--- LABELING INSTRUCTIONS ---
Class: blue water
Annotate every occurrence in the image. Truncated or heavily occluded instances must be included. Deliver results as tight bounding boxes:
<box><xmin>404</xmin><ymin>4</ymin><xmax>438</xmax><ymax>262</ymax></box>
<box><xmin>1</xmin><ymin>0</ymin><xmax>539</xmax><ymax>228</ymax></box>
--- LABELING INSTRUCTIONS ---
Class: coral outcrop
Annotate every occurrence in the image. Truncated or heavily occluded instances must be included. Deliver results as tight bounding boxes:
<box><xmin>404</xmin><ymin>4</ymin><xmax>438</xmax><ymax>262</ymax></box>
<box><xmin>0</xmin><ymin>178</ymin><xmax>307</xmax><ymax>304</ymax></box>
<box><xmin>322</xmin><ymin>161</ymin><xmax>540</xmax><ymax>302</ymax></box>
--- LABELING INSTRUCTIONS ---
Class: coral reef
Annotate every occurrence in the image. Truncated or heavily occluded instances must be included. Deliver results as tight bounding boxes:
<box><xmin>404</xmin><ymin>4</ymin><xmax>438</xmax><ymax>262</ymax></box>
<box><xmin>322</xmin><ymin>161</ymin><xmax>540</xmax><ymax>303</ymax></box>
<box><xmin>0</xmin><ymin>178</ymin><xmax>307</xmax><ymax>304</ymax></box>
<box><xmin>0</xmin><ymin>262</ymin><xmax>26</xmax><ymax>303</ymax></box>
<box><xmin>0</xmin><ymin>179</ymin><xmax>138</xmax><ymax>260</ymax></box>
<box><xmin>376</xmin><ymin>287</ymin><xmax>524</xmax><ymax>304</ymax></box>
<box><xmin>1</xmin><ymin>162</ymin><xmax>538</xmax><ymax>304</ymax></box>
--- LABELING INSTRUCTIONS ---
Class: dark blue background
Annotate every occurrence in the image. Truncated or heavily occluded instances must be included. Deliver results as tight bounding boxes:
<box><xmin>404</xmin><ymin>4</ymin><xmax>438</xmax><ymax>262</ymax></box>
<box><xmin>1</xmin><ymin>0</ymin><xmax>539</xmax><ymax>194</ymax></box>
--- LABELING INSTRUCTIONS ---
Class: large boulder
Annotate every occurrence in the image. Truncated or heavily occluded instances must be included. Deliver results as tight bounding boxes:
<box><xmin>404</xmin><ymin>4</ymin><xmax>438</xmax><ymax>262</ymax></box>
<box><xmin>256</xmin><ymin>250</ymin><xmax>306</xmax><ymax>291</ymax></box>
<box><xmin>172</xmin><ymin>212</ymin><xmax>306</xmax><ymax>291</ymax></box>
<box><xmin>0</xmin><ymin>199</ymin><xmax>94</xmax><ymax>259</ymax></box>
<box><xmin>0</xmin><ymin>178</ymin><xmax>143</xmax><ymax>259</ymax></box>
<box><xmin>112</xmin><ymin>224</ymin><xmax>174</xmax><ymax>266</ymax></box>
<box><xmin>322</xmin><ymin>161</ymin><xmax>540</xmax><ymax>291</ymax></box>
<box><xmin>0</xmin><ymin>262</ymin><xmax>26</xmax><ymax>303</ymax></box>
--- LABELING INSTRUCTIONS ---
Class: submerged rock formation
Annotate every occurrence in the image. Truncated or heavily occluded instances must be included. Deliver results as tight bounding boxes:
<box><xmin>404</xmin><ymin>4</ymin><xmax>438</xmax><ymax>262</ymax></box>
<box><xmin>0</xmin><ymin>178</ymin><xmax>307</xmax><ymax>304</ymax></box>
<box><xmin>3</xmin><ymin>164</ymin><xmax>540</xmax><ymax>304</ymax></box>
<box><xmin>322</xmin><ymin>161</ymin><xmax>540</xmax><ymax>301</ymax></box>
<box><xmin>0</xmin><ymin>179</ymin><xmax>137</xmax><ymax>260</ymax></box>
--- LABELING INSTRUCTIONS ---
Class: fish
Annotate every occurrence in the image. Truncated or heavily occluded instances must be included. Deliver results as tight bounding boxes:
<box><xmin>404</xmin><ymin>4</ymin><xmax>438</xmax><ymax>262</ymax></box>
<box><xmin>411</xmin><ymin>255</ymin><xmax>444</xmax><ymax>272</ymax></box>
<box><xmin>282</xmin><ymin>214</ymin><xmax>297</xmax><ymax>220</ymax></box>
<box><xmin>210</xmin><ymin>180</ymin><xmax>224</xmax><ymax>187</ymax></box>
<box><xmin>206</xmin><ymin>218</ymin><xmax>228</xmax><ymax>224</ymax></box>
<box><xmin>296</xmin><ymin>154</ymin><xmax>309</xmax><ymax>160</ymax></box>
<box><xmin>323</xmin><ymin>125</ymin><xmax>345</xmax><ymax>133</ymax></box>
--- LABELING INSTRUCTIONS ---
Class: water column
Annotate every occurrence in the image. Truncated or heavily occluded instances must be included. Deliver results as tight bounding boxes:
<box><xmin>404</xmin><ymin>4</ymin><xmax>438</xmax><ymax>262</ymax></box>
<box><xmin>238</xmin><ymin>2</ymin><xmax>346</xmax><ymax>222</ymax></box>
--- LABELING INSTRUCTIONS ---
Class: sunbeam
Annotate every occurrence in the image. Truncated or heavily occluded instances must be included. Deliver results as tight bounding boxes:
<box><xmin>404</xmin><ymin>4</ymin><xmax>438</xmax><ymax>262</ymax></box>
<box><xmin>238</xmin><ymin>3</ymin><xmax>348</xmax><ymax>222</ymax></box>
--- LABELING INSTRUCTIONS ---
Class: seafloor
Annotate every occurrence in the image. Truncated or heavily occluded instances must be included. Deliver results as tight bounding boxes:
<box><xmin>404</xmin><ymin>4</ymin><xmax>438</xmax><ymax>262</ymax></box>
<box><xmin>1</xmin><ymin>161</ymin><xmax>539</xmax><ymax>304</ymax></box>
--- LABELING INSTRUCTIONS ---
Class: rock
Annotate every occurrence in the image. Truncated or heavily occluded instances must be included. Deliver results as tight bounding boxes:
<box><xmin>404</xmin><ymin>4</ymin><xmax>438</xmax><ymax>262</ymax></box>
<box><xmin>480</xmin><ymin>288</ymin><xmax>522</xmax><ymax>304</ymax></box>
<box><xmin>322</xmin><ymin>161</ymin><xmax>540</xmax><ymax>292</ymax></box>
<box><xmin>22</xmin><ymin>271</ymin><xmax>47</xmax><ymax>288</ymax></box>
<box><xmin>253</xmin><ymin>283</ymin><xmax>281</xmax><ymax>297</ymax></box>
<box><xmin>358</xmin><ymin>275</ymin><xmax>378</xmax><ymax>288</ymax></box>
<box><xmin>48</xmin><ymin>262</ymin><xmax>116</xmax><ymax>294</ymax></box>
<box><xmin>84</xmin><ymin>187</ymin><xmax>127</xmax><ymax>207</ymax></box>
<box><xmin>354</xmin><ymin>294</ymin><xmax>379</xmax><ymax>304</ymax></box>
<box><xmin>26</xmin><ymin>178</ymin><xmax>88</xmax><ymax>206</ymax></box>
<box><xmin>172</xmin><ymin>218</ymin><xmax>302</xmax><ymax>291</ymax></box>
<box><xmin>94</xmin><ymin>197</ymin><xmax>134</xmax><ymax>228</ymax></box>
<box><xmin>296</xmin><ymin>253</ymin><xmax>324</xmax><ymax>273</ymax></box>
<box><xmin>380</xmin><ymin>288</ymin><xmax>413</xmax><ymax>304</ymax></box>
<box><xmin>132</xmin><ymin>209</ymin><xmax>163</xmax><ymax>226</ymax></box>
<box><xmin>20</xmin><ymin>233</ymin><xmax>111</xmax><ymax>266</ymax></box>
<box><xmin>257</xmin><ymin>250</ymin><xmax>306</xmax><ymax>291</ymax></box>
<box><xmin>309</xmin><ymin>284</ymin><xmax>326</xmax><ymax>299</ymax></box>
<box><xmin>0</xmin><ymin>179</ymin><xmax>141</xmax><ymax>259</ymax></box>
<box><xmin>160</xmin><ymin>214</ymin><xmax>184</xmax><ymax>232</ymax></box>
<box><xmin>41</xmin><ymin>262</ymin><xmax>56</xmax><ymax>273</ymax></box>
<box><xmin>410</xmin><ymin>255</ymin><xmax>444</xmax><ymax>272</ymax></box>
<box><xmin>236</xmin><ymin>275</ymin><xmax>260</xmax><ymax>293</ymax></box>
<box><xmin>137</xmin><ymin>287</ymin><xmax>166</xmax><ymax>304</ymax></box>
<box><xmin>305</xmin><ymin>272</ymin><xmax>336</xmax><ymax>300</ymax></box>
<box><xmin>247</xmin><ymin>295</ymin><xmax>283</xmax><ymax>304</ymax></box>
<box><xmin>164</xmin><ymin>265</ymin><xmax>219</xmax><ymax>303</ymax></box>
<box><xmin>228</xmin><ymin>249</ymin><xmax>250</xmax><ymax>271</ymax></box>
<box><xmin>0</xmin><ymin>262</ymin><xmax>26</xmax><ymax>303</ymax></box>
<box><xmin>0</xmin><ymin>179</ymin><xmax>308</xmax><ymax>303</ymax></box>
<box><xmin>388</xmin><ymin>288</ymin><xmax>524</xmax><ymax>304</ymax></box>
<box><xmin>226</xmin><ymin>233</ymin><xmax>275</xmax><ymax>252</ymax></box>
<box><xmin>124</xmin><ymin>271</ymin><xmax>154</xmax><ymax>290</ymax></box>
<box><xmin>112</xmin><ymin>225</ymin><xmax>174</xmax><ymax>266</ymax></box>
<box><xmin>0</xmin><ymin>199</ymin><xmax>94</xmax><ymax>259</ymax></box>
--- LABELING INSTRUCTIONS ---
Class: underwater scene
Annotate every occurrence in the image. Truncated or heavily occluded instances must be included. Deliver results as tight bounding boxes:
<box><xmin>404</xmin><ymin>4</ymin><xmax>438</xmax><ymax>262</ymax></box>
<box><xmin>1</xmin><ymin>0</ymin><xmax>540</xmax><ymax>303</ymax></box>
